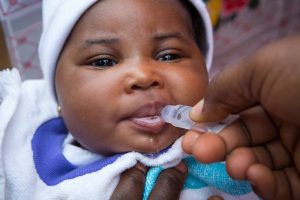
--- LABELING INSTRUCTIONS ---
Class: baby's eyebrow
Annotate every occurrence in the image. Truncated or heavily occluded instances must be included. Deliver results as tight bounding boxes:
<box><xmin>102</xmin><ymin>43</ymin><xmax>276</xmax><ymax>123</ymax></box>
<box><xmin>81</xmin><ymin>37</ymin><xmax>119</xmax><ymax>49</ymax></box>
<box><xmin>153</xmin><ymin>32</ymin><xmax>187</xmax><ymax>42</ymax></box>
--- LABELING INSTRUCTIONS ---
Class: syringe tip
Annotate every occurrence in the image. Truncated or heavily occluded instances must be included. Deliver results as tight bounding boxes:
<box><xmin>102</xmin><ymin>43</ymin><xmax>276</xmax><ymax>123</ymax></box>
<box><xmin>160</xmin><ymin>105</ymin><xmax>174</xmax><ymax>122</ymax></box>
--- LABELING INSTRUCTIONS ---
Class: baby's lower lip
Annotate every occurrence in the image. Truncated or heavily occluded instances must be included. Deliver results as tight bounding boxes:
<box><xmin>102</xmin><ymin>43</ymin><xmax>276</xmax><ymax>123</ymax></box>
<box><xmin>129</xmin><ymin>116</ymin><xmax>166</xmax><ymax>133</ymax></box>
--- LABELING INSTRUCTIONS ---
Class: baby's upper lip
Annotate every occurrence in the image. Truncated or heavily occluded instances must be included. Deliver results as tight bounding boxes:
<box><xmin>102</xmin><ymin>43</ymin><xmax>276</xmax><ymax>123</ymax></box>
<box><xmin>128</xmin><ymin>101</ymin><xmax>167</xmax><ymax>118</ymax></box>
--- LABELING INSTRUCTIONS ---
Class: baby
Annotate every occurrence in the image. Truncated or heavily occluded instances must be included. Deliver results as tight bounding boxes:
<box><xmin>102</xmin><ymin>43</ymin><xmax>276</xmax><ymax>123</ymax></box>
<box><xmin>0</xmin><ymin>0</ymin><xmax>259</xmax><ymax>199</ymax></box>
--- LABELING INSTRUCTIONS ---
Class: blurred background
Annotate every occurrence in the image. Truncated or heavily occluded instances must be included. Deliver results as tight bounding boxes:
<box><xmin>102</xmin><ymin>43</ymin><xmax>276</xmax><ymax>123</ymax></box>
<box><xmin>0</xmin><ymin>0</ymin><xmax>41</xmax><ymax>77</ymax></box>
<box><xmin>0</xmin><ymin>24</ymin><xmax>10</xmax><ymax>68</ymax></box>
<box><xmin>0</xmin><ymin>0</ymin><xmax>300</xmax><ymax>80</ymax></box>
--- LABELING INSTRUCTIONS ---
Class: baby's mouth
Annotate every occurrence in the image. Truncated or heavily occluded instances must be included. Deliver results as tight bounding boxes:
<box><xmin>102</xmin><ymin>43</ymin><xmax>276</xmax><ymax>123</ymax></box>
<box><xmin>126</xmin><ymin>101</ymin><xmax>168</xmax><ymax>133</ymax></box>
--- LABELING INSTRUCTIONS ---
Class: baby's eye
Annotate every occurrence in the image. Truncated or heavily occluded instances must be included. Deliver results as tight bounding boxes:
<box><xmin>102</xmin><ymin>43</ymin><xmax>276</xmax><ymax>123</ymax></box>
<box><xmin>90</xmin><ymin>58</ymin><xmax>117</xmax><ymax>68</ymax></box>
<box><xmin>158</xmin><ymin>53</ymin><xmax>181</xmax><ymax>62</ymax></box>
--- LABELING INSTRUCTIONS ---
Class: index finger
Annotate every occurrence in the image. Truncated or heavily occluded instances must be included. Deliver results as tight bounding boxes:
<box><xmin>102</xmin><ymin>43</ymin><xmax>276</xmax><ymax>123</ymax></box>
<box><xmin>190</xmin><ymin>57</ymin><xmax>258</xmax><ymax>123</ymax></box>
<box><xmin>190</xmin><ymin>36</ymin><xmax>300</xmax><ymax>124</ymax></box>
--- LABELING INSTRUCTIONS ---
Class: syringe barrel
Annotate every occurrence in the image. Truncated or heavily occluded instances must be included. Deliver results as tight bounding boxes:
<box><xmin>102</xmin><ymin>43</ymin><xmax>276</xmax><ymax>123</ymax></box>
<box><xmin>161</xmin><ymin>104</ymin><xmax>239</xmax><ymax>134</ymax></box>
<box><xmin>160</xmin><ymin>105</ymin><xmax>194</xmax><ymax>130</ymax></box>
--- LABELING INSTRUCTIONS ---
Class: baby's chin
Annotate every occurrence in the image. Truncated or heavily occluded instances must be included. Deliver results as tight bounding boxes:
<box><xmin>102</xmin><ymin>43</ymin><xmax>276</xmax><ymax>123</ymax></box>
<box><xmin>81</xmin><ymin>128</ymin><xmax>185</xmax><ymax>156</ymax></box>
<box><xmin>135</xmin><ymin>142</ymin><xmax>172</xmax><ymax>155</ymax></box>
<box><xmin>130</xmin><ymin>132</ymin><xmax>184</xmax><ymax>155</ymax></box>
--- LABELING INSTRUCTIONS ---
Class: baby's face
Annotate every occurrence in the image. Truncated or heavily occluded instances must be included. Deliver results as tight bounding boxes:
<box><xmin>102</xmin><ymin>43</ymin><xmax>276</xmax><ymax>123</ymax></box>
<box><xmin>55</xmin><ymin>0</ymin><xmax>208</xmax><ymax>155</ymax></box>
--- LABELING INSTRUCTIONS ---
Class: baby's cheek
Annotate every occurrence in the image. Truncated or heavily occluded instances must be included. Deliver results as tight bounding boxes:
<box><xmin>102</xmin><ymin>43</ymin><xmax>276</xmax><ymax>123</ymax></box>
<box><xmin>177</xmin><ymin>83</ymin><xmax>206</xmax><ymax>105</ymax></box>
<box><xmin>174</xmin><ymin>70</ymin><xmax>207</xmax><ymax>103</ymax></box>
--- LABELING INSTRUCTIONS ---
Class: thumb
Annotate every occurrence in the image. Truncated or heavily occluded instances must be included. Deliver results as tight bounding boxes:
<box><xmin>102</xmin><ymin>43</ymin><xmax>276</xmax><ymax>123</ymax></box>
<box><xmin>190</xmin><ymin>58</ymin><xmax>258</xmax><ymax>122</ymax></box>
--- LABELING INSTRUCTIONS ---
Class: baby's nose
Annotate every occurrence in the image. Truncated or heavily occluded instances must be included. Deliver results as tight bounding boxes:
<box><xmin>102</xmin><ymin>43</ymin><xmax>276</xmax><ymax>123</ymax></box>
<box><xmin>124</xmin><ymin>61</ymin><xmax>164</xmax><ymax>93</ymax></box>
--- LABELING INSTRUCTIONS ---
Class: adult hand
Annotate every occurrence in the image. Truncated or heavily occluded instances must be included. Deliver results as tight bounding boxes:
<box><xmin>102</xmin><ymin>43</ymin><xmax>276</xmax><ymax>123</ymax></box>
<box><xmin>182</xmin><ymin>35</ymin><xmax>300</xmax><ymax>200</ymax></box>
<box><xmin>110</xmin><ymin>162</ymin><xmax>187</xmax><ymax>200</ymax></box>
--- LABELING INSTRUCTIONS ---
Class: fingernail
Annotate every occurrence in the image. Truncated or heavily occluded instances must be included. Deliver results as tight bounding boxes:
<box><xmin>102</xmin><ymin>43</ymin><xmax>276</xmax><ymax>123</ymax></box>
<box><xmin>190</xmin><ymin>99</ymin><xmax>204</xmax><ymax>121</ymax></box>
<box><xmin>135</xmin><ymin>163</ymin><xmax>148</xmax><ymax>173</ymax></box>
<box><xmin>182</xmin><ymin>131</ymin><xmax>199</xmax><ymax>153</ymax></box>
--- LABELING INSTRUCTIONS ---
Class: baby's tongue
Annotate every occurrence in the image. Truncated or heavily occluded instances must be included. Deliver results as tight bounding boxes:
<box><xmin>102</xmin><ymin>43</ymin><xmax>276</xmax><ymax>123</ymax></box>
<box><xmin>130</xmin><ymin>116</ymin><xmax>165</xmax><ymax>133</ymax></box>
<box><xmin>132</xmin><ymin>116</ymin><xmax>162</xmax><ymax>125</ymax></box>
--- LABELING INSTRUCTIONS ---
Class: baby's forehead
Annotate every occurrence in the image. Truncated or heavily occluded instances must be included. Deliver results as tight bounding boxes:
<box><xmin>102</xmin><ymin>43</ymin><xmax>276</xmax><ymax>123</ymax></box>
<box><xmin>68</xmin><ymin>0</ymin><xmax>195</xmax><ymax>45</ymax></box>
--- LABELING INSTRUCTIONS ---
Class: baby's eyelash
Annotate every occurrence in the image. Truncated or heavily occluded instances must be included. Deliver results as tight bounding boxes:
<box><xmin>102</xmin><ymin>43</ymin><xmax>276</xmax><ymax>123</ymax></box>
<box><xmin>158</xmin><ymin>53</ymin><xmax>182</xmax><ymax>62</ymax></box>
<box><xmin>89</xmin><ymin>57</ymin><xmax>118</xmax><ymax>69</ymax></box>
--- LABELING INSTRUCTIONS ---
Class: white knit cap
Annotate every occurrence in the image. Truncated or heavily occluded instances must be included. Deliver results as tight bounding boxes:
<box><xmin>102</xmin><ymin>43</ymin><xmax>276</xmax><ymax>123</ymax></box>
<box><xmin>39</xmin><ymin>0</ymin><xmax>213</xmax><ymax>102</ymax></box>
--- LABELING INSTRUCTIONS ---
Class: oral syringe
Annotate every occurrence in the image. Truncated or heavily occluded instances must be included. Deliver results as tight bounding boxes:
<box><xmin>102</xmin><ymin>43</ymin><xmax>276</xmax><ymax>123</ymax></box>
<box><xmin>160</xmin><ymin>105</ymin><xmax>239</xmax><ymax>134</ymax></box>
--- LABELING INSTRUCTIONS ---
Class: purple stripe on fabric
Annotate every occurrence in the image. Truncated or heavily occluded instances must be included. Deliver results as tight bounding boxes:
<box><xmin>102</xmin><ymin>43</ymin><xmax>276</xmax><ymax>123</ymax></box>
<box><xmin>31</xmin><ymin>117</ymin><xmax>123</xmax><ymax>186</ymax></box>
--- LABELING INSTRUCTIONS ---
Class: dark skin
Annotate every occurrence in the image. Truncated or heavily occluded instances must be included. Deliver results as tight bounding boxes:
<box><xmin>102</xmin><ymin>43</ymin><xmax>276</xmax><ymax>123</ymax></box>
<box><xmin>184</xmin><ymin>35</ymin><xmax>300</xmax><ymax>200</ymax></box>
